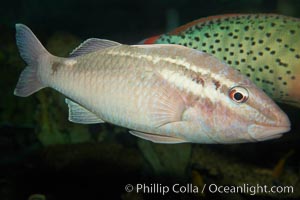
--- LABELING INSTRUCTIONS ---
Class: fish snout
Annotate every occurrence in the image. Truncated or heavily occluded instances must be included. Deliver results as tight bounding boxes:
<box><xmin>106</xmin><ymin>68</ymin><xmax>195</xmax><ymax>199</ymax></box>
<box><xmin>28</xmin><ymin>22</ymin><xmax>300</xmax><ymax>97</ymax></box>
<box><xmin>247</xmin><ymin>107</ymin><xmax>290</xmax><ymax>141</ymax></box>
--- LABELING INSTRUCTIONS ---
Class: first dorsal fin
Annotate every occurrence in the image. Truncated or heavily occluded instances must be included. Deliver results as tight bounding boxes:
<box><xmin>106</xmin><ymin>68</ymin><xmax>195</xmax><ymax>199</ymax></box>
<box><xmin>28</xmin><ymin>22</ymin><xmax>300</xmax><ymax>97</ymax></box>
<box><xmin>69</xmin><ymin>38</ymin><xmax>121</xmax><ymax>57</ymax></box>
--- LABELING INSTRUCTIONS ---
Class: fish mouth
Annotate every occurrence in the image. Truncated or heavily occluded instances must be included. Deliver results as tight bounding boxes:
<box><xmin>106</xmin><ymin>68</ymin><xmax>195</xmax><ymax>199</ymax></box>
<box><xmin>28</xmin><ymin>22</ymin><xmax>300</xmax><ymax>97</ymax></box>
<box><xmin>247</xmin><ymin>124</ymin><xmax>290</xmax><ymax>141</ymax></box>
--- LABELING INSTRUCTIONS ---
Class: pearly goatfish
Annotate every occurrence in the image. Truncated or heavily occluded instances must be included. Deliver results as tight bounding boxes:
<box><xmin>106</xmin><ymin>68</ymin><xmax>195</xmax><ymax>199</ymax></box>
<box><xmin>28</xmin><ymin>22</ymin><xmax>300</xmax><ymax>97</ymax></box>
<box><xmin>14</xmin><ymin>24</ymin><xmax>290</xmax><ymax>144</ymax></box>
<box><xmin>142</xmin><ymin>14</ymin><xmax>300</xmax><ymax>107</ymax></box>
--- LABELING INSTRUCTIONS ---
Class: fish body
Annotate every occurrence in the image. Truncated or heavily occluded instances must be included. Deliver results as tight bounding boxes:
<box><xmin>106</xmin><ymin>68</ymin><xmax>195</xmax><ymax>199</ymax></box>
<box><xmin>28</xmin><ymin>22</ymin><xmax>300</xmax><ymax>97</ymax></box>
<box><xmin>14</xmin><ymin>24</ymin><xmax>290</xmax><ymax>144</ymax></box>
<box><xmin>142</xmin><ymin>14</ymin><xmax>300</xmax><ymax>107</ymax></box>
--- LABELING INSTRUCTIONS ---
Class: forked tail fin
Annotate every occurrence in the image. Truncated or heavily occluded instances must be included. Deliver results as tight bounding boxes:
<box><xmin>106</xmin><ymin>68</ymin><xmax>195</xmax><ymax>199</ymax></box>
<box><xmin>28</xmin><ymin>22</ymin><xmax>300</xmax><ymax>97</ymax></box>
<box><xmin>14</xmin><ymin>24</ymin><xmax>50</xmax><ymax>97</ymax></box>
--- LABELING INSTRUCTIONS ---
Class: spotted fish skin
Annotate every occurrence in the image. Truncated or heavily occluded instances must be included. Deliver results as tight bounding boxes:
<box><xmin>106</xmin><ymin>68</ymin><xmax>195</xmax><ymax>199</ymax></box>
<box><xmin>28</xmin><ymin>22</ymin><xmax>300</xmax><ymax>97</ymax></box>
<box><xmin>143</xmin><ymin>14</ymin><xmax>300</xmax><ymax>107</ymax></box>
<box><xmin>14</xmin><ymin>24</ymin><xmax>290</xmax><ymax>144</ymax></box>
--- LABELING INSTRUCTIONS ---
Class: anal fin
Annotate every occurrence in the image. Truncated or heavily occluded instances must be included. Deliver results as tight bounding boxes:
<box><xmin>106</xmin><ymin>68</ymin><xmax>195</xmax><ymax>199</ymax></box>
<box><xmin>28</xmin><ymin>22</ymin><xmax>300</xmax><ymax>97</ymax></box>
<box><xmin>129</xmin><ymin>130</ymin><xmax>187</xmax><ymax>144</ymax></box>
<box><xmin>65</xmin><ymin>98</ymin><xmax>104</xmax><ymax>124</ymax></box>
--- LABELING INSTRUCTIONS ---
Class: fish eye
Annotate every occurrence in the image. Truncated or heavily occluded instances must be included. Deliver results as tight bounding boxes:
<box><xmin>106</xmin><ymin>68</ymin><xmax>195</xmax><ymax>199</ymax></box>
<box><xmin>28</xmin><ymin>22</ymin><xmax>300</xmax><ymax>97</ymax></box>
<box><xmin>229</xmin><ymin>86</ymin><xmax>249</xmax><ymax>103</ymax></box>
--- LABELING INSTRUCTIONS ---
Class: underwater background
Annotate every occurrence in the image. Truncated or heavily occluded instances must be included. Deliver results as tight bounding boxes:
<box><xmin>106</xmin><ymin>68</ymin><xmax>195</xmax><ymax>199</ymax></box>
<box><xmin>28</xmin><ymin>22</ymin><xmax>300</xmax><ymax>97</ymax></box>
<box><xmin>1</xmin><ymin>0</ymin><xmax>300</xmax><ymax>199</ymax></box>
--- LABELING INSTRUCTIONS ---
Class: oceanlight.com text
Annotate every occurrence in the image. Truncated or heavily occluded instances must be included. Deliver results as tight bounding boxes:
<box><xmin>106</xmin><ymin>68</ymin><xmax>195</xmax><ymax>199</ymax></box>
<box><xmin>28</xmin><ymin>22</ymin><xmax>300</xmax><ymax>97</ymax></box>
<box><xmin>208</xmin><ymin>183</ymin><xmax>294</xmax><ymax>195</ymax></box>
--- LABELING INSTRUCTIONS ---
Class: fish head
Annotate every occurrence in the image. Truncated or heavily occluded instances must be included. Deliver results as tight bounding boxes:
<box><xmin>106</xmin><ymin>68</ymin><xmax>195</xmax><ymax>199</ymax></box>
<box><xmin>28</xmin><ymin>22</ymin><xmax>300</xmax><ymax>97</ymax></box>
<box><xmin>166</xmin><ymin>49</ymin><xmax>291</xmax><ymax>144</ymax></box>
<box><xmin>209</xmin><ymin>75</ymin><xmax>291</xmax><ymax>143</ymax></box>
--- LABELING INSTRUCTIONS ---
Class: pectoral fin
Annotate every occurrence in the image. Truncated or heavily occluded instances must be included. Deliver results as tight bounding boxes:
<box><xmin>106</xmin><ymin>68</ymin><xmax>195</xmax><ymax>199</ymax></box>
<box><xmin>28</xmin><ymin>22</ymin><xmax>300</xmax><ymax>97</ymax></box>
<box><xmin>65</xmin><ymin>98</ymin><xmax>104</xmax><ymax>124</ymax></box>
<box><xmin>129</xmin><ymin>130</ymin><xmax>187</xmax><ymax>144</ymax></box>
<box><xmin>150</xmin><ymin>75</ymin><xmax>186</xmax><ymax>128</ymax></box>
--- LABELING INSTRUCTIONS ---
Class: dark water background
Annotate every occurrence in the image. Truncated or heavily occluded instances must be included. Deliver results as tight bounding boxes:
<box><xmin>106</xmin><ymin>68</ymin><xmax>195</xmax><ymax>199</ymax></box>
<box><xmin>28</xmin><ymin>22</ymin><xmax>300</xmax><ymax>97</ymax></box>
<box><xmin>1</xmin><ymin>0</ymin><xmax>300</xmax><ymax>199</ymax></box>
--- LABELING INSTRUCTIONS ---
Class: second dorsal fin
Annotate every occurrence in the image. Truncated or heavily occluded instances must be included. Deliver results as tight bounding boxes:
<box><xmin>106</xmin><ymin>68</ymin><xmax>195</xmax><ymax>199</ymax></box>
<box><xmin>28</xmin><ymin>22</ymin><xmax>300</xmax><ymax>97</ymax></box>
<box><xmin>69</xmin><ymin>38</ymin><xmax>121</xmax><ymax>57</ymax></box>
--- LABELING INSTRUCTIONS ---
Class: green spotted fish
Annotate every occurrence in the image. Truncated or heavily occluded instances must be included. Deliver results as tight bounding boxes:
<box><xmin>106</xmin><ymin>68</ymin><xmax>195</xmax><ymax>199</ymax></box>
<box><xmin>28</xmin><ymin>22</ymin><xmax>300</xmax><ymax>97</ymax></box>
<box><xmin>141</xmin><ymin>14</ymin><xmax>300</xmax><ymax>107</ymax></box>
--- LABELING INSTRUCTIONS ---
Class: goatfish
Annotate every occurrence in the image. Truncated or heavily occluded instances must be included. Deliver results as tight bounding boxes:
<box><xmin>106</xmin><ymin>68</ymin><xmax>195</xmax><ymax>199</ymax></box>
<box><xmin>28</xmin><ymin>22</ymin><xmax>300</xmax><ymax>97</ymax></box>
<box><xmin>14</xmin><ymin>24</ymin><xmax>290</xmax><ymax>144</ymax></box>
<box><xmin>141</xmin><ymin>14</ymin><xmax>300</xmax><ymax>107</ymax></box>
